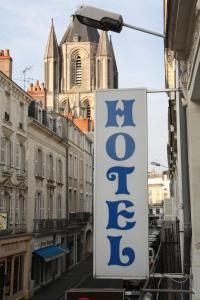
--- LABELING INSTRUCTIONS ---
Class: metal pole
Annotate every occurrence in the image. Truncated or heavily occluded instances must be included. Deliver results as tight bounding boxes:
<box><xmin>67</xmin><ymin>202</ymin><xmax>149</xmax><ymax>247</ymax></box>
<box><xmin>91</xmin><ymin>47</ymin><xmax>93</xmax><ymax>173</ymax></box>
<box><xmin>141</xmin><ymin>289</ymin><xmax>194</xmax><ymax>294</ymax></box>
<box><xmin>149</xmin><ymin>273</ymin><xmax>191</xmax><ymax>279</ymax></box>
<box><xmin>122</xmin><ymin>22</ymin><xmax>165</xmax><ymax>38</ymax></box>
<box><xmin>147</xmin><ymin>88</ymin><xmax>181</xmax><ymax>93</ymax></box>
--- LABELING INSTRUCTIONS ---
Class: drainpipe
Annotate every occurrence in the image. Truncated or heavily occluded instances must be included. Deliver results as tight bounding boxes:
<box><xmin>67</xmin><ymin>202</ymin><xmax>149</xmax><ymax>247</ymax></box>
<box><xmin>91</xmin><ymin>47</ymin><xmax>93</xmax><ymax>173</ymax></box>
<box><xmin>177</xmin><ymin>61</ymin><xmax>192</xmax><ymax>297</ymax></box>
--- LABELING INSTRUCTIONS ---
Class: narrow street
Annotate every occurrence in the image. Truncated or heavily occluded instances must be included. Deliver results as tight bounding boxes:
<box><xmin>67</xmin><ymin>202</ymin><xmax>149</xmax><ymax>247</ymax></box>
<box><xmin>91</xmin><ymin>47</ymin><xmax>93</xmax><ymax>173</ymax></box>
<box><xmin>31</xmin><ymin>256</ymin><xmax>123</xmax><ymax>300</ymax></box>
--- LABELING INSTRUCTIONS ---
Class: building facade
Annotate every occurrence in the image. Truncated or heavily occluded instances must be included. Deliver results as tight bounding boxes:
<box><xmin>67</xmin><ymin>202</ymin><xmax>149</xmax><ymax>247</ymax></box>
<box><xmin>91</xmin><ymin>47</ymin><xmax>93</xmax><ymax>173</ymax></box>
<box><xmin>27</xmin><ymin>101</ymin><xmax>68</xmax><ymax>293</ymax></box>
<box><xmin>43</xmin><ymin>16</ymin><xmax>118</xmax><ymax>131</ymax></box>
<box><xmin>66</xmin><ymin>119</ymin><xmax>93</xmax><ymax>267</ymax></box>
<box><xmin>0</xmin><ymin>57</ymin><xmax>32</xmax><ymax>300</ymax></box>
<box><xmin>165</xmin><ymin>0</ymin><xmax>200</xmax><ymax>298</ymax></box>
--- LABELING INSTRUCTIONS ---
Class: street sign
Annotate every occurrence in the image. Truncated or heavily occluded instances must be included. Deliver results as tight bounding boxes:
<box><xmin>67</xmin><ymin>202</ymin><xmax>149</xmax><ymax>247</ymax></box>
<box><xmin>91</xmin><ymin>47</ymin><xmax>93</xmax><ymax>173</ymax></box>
<box><xmin>94</xmin><ymin>88</ymin><xmax>149</xmax><ymax>279</ymax></box>
<box><xmin>65</xmin><ymin>289</ymin><xmax>124</xmax><ymax>300</ymax></box>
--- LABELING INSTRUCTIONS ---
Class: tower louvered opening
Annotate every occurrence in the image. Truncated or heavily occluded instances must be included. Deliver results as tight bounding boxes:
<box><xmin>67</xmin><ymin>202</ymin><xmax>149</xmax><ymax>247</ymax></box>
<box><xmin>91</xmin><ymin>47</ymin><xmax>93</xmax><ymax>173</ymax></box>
<box><xmin>75</xmin><ymin>56</ymin><xmax>82</xmax><ymax>86</ymax></box>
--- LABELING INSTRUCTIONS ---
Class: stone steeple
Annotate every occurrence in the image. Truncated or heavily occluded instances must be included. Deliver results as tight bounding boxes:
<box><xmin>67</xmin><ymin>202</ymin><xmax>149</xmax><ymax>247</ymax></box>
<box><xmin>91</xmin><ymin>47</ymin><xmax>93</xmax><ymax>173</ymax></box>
<box><xmin>110</xmin><ymin>35</ymin><xmax>118</xmax><ymax>88</ymax></box>
<box><xmin>96</xmin><ymin>31</ymin><xmax>115</xmax><ymax>89</ymax></box>
<box><xmin>42</xmin><ymin>15</ymin><xmax>118</xmax><ymax>132</ymax></box>
<box><xmin>44</xmin><ymin>19</ymin><xmax>60</xmax><ymax>110</ymax></box>
<box><xmin>60</xmin><ymin>15</ymin><xmax>99</xmax><ymax>44</ymax></box>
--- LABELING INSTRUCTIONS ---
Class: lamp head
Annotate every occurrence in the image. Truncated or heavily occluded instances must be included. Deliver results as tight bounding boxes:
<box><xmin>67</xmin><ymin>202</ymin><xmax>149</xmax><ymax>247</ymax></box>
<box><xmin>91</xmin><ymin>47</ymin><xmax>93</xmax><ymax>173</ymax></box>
<box><xmin>75</xmin><ymin>5</ymin><xmax>123</xmax><ymax>33</ymax></box>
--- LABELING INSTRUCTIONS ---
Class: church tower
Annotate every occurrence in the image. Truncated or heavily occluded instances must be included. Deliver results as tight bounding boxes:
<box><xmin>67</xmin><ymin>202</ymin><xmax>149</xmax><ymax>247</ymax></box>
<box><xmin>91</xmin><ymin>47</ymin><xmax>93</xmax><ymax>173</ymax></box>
<box><xmin>44</xmin><ymin>19</ymin><xmax>60</xmax><ymax>110</ymax></box>
<box><xmin>44</xmin><ymin>15</ymin><xmax>118</xmax><ymax>131</ymax></box>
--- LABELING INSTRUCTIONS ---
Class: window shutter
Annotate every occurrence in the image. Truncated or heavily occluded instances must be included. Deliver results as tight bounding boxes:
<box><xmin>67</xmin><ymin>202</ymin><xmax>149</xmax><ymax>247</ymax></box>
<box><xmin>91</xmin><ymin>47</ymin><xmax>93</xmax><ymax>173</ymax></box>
<box><xmin>34</xmin><ymin>148</ymin><xmax>38</xmax><ymax>176</ymax></box>
<box><xmin>15</xmin><ymin>193</ymin><xmax>19</xmax><ymax>224</ymax></box>
<box><xmin>46</xmin><ymin>153</ymin><xmax>49</xmax><ymax>179</ymax></box>
<box><xmin>41</xmin><ymin>194</ymin><xmax>45</xmax><ymax>219</ymax></box>
<box><xmin>10</xmin><ymin>140</ymin><xmax>13</xmax><ymax>167</ymax></box>
<box><xmin>42</xmin><ymin>150</ymin><xmax>45</xmax><ymax>178</ymax></box>
<box><xmin>52</xmin><ymin>155</ymin><xmax>55</xmax><ymax>180</ymax></box>
<box><xmin>16</xmin><ymin>143</ymin><xmax>20</xmax><ymax>169</ymax></box>
<box><xmin>35</xmin><ymin>194</ymin><xmax>38</xmax><ymax>219</ymax></box>
<box><xmin>0</xmin><ymin>191</ymin><xmax>4</xmax><ymax>211</ymax></box>
<box><xmin>56</xmin><ymin>158</ymin><xmax>58</xmax><ymax>182</ymax></box>
<box><xmin>0</xmin><ymin>137</ymin><xmax>6</xmax><ymax>164</ymax></box>
<box><xmin>9</xmin><ymin>193</ymin><xmax>13</xmax><ymax>224</ymax></box>
<box><xmin>60</xmin><ymin>160</ymin><xmax>63</xmax><ymax>183</ymax></box>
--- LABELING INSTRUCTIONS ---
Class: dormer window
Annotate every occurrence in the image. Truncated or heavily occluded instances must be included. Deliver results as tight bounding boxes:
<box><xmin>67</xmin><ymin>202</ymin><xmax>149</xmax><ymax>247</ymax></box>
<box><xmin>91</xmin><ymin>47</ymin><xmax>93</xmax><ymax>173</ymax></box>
<box><xmin>73</xmin><ymin>34</ymin><xmax>79</xmax><ymax>42</ymax></box>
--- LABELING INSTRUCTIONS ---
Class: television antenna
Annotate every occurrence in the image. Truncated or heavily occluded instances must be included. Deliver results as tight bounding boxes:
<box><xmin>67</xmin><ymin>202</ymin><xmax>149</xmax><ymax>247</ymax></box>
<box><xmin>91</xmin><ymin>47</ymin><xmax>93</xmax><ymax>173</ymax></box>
<box><xmin>22</xmin><ymin>65</ymin><xmax>33</xmax><ymax>90</ymax></box>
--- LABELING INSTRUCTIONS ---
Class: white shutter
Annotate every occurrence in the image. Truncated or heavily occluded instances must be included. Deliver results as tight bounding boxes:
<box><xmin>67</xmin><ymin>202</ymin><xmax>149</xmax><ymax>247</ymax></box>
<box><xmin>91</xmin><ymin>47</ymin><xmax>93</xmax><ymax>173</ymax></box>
<box><xmin>61</xmin><ymin>160</ymin><xmax>63</xmax><ymax>183</ymax></box>
<box><xmin>0</xmin><ymin>191</ymin><xmax>4</xmax><ymax>211</ymax></box>
<box><xmin>46</xmin><ymin>153</ymin><xmax>49</xmax><ymax>179</ymax></box>
<box><xmin>15</xmin><ymin>192</ymin><xmax>19</xmax><ymax>224</ymax></box>
<box><xmin>34</xmin><ymin>147</ymin><xmax>38</xmax><ymax>176</ymax></box>
<box><xmin>16</xmin><ymin>143</ymin><xmax>20</xmax><ymax>169</ymax></box>
<box><xmin>42</xmin><ymin>150</ymin><xmax>45</xmax><ymax>178</ymax></box>
<box><xmin>0</xmin><ymin>137</ymin><xmax>6</xmax><ymax>164</ymax></box>
<box><xmin>56</xmin><ymin>158</ymin><xmax>59</xmax><ymax>182</ymax></box>
<box><xmin>52</xmin><ymin>154</ymin><xmax>55</xmax><ymax>180</ymax></box>
<box><xmin>9</xmin><ymin>192</ymin><xmax>13</xmax><ymax>224</ymax></box>
<box><xmin>41</xmin><ymin>194</ymin><xmax>45</xmax><ymax>219</ymax></box>
<box><xmin>10</xmin><ymin>140</ymin><xmax>13</xmax><ymax>167</ymax></box>
<box><xmin>35</xmin><ymin>194</ymin><xmax>38</xmax><ymax>219</ymax></box>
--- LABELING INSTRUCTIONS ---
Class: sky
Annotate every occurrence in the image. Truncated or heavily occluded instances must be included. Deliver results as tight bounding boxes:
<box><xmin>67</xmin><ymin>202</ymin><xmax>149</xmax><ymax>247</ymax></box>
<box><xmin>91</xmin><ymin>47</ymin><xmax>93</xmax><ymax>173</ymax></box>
<box><xmin>0</xmin><ymin>0</ymin><xmax>168</xmax><ymax>170</ymax></box>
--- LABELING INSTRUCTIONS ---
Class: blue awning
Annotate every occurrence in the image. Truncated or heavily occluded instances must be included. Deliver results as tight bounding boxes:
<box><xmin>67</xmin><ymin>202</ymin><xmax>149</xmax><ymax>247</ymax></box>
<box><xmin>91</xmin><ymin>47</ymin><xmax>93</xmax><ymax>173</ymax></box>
<box><xmin>34</xmin><ymin>245</ymin><xmax>65</xmax><ymax>262</ymax></box>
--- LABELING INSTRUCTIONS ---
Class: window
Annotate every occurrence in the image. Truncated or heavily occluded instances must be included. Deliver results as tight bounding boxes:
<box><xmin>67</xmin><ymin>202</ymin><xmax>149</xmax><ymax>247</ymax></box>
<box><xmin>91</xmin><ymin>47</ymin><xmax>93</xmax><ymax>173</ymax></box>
<box><xmin>47</xmin><ymin>153</ymin><xmax>54</xmax><ymax>180</ymax></box>
<box><xmin>69</xmin><ymin>153</ymin><xmax>73</xmax><ymax>177</ymax></box>
<box><xmin>57</xmin><ymin>195</ymin><xmax>62</xmax><ymax>218</ymax></box>
<box><xmin>75</xmin><ymin>56</ymin><xmax>82</xmax><ymax>85</ymax></box>
<box><xmin>81</xmin><ymin>100</ymin><xmax>91</xmax><ymax>119</ymax></box>
<box><xmin>38</xmin><ymin>108</ymin><xmax>42</xmax><ymax>123</ymax></box>
<box><xmin>19</xmin><ymin>195</ymin><xmax>26</xmax><ymax>222</ymax></box>
<box><xmin>16</xmin><ymin>143</ymin><xmax>25</xmax><ymax>172</ymax></box>
<box><xmin>13</xmin><ymin>255</ymin><xmax>24</xmax><ymax>294</ymax></box>
<box><xmin>74</xmin><ymin>156</ymin><xmax>77</xmax><ymax>178</ymax></box>
<box><xmin>0</xmin><ymin>137</ymin><xmax>13</xmax><ymax>167</ymax></box>
<box><xmin>35</xmin><ymin>192</ymin><xmax>44</xmax><ymax>219</ymax></box>
<box><xmin>156</xmin><ymin>208</ymin><xmax>160</xmax><ymax>215</ymax></box>
<box><xmin>49</xmin><ymin>117</ymin><xmax>53</xmax><ymax>130</ymax></box>
<box><xmin>47</xmin><ymin>189</ymin><xmax>53</xmax><ymax>219</ymax></box>
<box><xmin>74</xmin><ymin>190</ymin><xmax>77</xmax><ymax>211</ymax></box>
<box><xmin>0</xmin><ymin>192</ymin><xmax>4</xmax><ymax>211</ymax></box>
<box><xmin>35</xmin><ymin>148</ymin><xmax>42</xmax><ymax>177</ymax></box>
<box><xmin>56</xmin><ymin>158</ymin><xmax>63</xmax><ymax>183</ymax></box>
<box><xmin>5</xmin><ymin>192</ymin><xmax>12</xmax><ymax>223</ymax></box>
<box><xmin>20</xmin><ymin>102</ymin><xmax>24</xmax><ymax>127</ymax></box>
<box><xmin>79</xmin><ymin>159</ymin><xmax>84</xmax><ymax>182</ymax></box>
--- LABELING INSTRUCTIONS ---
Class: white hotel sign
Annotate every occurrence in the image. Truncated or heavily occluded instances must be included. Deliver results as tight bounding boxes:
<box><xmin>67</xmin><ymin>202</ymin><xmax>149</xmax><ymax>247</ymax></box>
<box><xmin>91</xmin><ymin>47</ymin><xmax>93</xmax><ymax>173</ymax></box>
<box><xmin>94</xmin><ymin>89</ymin><xmax>149</xmax><ymax>279</ymax></box>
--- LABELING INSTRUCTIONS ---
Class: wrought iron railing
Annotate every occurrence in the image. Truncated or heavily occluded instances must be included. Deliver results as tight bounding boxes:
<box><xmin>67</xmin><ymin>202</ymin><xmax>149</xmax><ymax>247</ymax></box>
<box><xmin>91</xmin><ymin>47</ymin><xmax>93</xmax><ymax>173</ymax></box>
<box><xmin>33</xmin><ymin>218</ymin><xmax>68</xmax><ymax>233</ymax></box>
<box><xmin>69</xmin><ymin>212</ymin><xmax>91</xmax><ymax>224</ymax></box>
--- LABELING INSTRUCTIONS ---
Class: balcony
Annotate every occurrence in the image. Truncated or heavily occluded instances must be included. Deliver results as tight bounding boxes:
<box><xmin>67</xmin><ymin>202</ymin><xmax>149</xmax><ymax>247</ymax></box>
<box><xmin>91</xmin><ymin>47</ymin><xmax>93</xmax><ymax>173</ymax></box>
<box><xmin>33</xmin><ymin>219</ymin><xmax>68</xmax><ymax>233</ymax></box>
<box><xmin>0</xmin><ymin>223</ymin><xmax>27</xmax><ymax>236</ymax></box>
<box><xmin>69</xmin><ymin>212</ymin><xmax>91</xmax><ymax>224</ymax></box>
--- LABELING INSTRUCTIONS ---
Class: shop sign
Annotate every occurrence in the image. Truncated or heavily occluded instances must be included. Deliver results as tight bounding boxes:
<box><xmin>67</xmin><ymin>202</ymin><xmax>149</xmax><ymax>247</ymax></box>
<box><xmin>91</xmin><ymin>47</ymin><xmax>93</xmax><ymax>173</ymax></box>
<box><xmin>94</xmin><ymin>89</ymin><xmax>149</xmax><ymax>279</ymax></box>
<box><xmin>65</xmin><ymin>289</ymin><xmax>124</xmax><ymax>300</ymax></box>
<box><xmin>32</xmin><ymin>236</ymin><xmax>54</xmax><ymax>250</ymax></box>
<box><xmin>0</xmin><ymin>212</ymin><xmax>8</xmax><ymax>231</ymax></box>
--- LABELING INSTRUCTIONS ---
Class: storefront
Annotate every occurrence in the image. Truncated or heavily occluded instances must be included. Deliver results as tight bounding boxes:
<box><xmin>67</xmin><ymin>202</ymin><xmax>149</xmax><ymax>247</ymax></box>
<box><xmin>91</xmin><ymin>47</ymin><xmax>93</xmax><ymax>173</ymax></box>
<box><xmin>31</xmin><ymin>235</ymin><xmax>67</xmax><ymax>292</ymax></box>
<box><xmin>0</xmin><ymin>234</ymin><xmax>31</xmax><ymax>300</ymax></box>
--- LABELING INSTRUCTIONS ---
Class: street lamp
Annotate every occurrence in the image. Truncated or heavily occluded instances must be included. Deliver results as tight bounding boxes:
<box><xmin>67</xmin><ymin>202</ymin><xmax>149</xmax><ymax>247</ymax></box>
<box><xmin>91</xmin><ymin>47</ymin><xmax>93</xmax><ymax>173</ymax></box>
<box><xmin>151</xmin><ymin>161</ymin><xmax>168</xmax><ymax>169</ymax></box>
<box><xmin>75</xmin><ymin>5</ymin><xmax>165</xmax><ymax>38</ymax></box>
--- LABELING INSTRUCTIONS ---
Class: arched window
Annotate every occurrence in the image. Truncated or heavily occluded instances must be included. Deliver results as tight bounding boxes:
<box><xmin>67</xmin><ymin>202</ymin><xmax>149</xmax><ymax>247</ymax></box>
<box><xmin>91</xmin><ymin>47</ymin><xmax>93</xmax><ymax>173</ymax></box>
<box><xmin>81</xmin><ymin>99</ymin><xmax>91</xmax><ymax>119</ymax></box>
<box><xmin>75</xmin><ymin>56</ymin><xmax>82</xmax><ymax>85</ymax></box>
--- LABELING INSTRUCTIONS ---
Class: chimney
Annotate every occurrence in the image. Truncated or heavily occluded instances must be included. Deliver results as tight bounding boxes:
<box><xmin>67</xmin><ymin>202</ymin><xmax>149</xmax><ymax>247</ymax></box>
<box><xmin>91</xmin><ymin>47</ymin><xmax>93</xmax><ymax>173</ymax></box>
<box><xmin>0</xmin><ymin>49</ymin><xmax>12</xmax><ymax>78</ymax></box>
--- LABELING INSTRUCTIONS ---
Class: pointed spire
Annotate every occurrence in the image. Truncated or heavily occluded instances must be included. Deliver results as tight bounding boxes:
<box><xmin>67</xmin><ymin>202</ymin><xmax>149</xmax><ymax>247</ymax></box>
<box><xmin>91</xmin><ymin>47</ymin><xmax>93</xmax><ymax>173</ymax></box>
<box><xmin>60</xmin><ymin>15</ymin><xmax>99</xmax><ymax>45</ymax></box>
<box><xmin>96</xmin><ymin>31</ymin><xmax>112</xmax><ymax>57</ymax></box>
<box><xmin>44</xmin><ymin>19</ymin><xmax>59</xmax><ymax>59</ymax></box>
<box><xmin>110</xmin><ymin>35</ymin><xmax>118</xmax><ymax>74</ymax></box>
